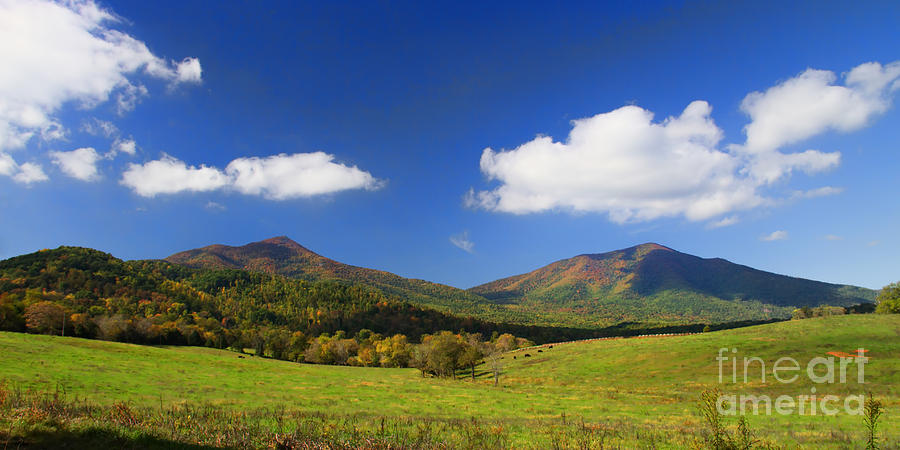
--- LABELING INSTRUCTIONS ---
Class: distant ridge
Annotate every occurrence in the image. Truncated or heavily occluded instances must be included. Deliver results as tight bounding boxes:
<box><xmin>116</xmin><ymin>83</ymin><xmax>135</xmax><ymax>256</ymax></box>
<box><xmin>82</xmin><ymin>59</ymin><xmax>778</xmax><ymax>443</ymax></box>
<box><xmin>166</xmin><ymin>237</ymin><xmax>876</xmax><ymax>328</ymax></box>
<box><xmin>166</xmin><ymin>236</ymin><xmax>499</xmax><ymax>317</ymax></box>
<box><xmin>469</xmin><ymin>243</ymin><xmax>876</xmax><ymax>325</ymax></box>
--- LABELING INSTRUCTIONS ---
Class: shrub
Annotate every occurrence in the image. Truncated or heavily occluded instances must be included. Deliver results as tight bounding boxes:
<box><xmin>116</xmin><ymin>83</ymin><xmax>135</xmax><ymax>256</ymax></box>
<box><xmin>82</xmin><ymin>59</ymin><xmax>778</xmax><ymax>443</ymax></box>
<box><xmin>696</xmin><ymin>389</ymin><xmax>756</xmax><ymax>450</ymax></box>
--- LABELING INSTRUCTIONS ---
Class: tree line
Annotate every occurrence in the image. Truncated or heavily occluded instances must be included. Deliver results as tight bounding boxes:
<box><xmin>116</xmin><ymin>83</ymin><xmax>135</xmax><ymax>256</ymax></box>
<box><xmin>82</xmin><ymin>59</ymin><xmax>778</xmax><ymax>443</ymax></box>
<box><xmin>0</xmin><ymin>247</ymin><xmax>541</xmax><ymax>372</ymax></box>
<box><xmin>2</xmin><ymin>246</ymin><xmax>834</xmax><ymax>372</ymax></box>
<box><xmin>790</xmin><ymin>302</ymin><xmax>878</xmax><ymax>320</ymax></box>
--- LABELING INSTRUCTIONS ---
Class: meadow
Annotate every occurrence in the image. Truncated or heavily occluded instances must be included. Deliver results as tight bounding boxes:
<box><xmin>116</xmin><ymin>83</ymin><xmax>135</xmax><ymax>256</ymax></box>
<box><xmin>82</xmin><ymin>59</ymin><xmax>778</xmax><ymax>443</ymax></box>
<box><xmin>2</xmin><ymin>314</ymin><xmax>898</xmax><ymax>448</ymax></box>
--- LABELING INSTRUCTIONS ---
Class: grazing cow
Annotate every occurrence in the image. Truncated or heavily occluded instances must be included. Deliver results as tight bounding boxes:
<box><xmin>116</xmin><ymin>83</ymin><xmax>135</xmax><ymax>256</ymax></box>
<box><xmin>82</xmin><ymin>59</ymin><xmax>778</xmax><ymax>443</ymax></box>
<box><xmin>238</xmin><ymin>355</ymin><xmax>245</xmax><ymax>359</ymax></box>
<box><xmin>524</xmin><ymin>353</ymin><xmax>531</xmax><ymax>358</ymax></box>
<box><xmin>548</xmin><ymin>345</ymin><xmax>553</xmax><ymax>349</ymax></box>
<box><xmin>537</xmin><ymin>349</ymin><xmax>543</xmax><ymax>353</ymax></box>
<box><xmin>513</xmin><ymin>356</ymin><xmax>517</xmax><ymax>359</ymax></box>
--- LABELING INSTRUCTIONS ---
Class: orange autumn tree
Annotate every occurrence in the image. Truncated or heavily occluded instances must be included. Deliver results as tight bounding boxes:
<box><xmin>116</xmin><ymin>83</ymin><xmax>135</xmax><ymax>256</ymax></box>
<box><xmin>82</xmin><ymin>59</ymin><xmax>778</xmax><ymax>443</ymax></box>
<box><xmin>25</xmin><ymin>301</ymin><xmax>68</xmax><ymax>335</ymax></box>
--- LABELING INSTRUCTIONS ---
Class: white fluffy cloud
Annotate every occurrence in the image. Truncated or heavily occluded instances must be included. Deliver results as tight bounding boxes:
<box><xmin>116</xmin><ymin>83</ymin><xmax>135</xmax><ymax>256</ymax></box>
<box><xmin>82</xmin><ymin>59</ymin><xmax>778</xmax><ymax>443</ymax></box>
<box><xmin>12</xmin><ymin>162</ymin><xmax>47</xmax><ymax>184</ymax></box>
<box><xmin>112</xmin><ymin>138</ymin><xmax>137</xmax><ymax>156</ymax></box>
<box><xmin>449</xmin><ymin>231</ymin><xmax>474</xmax><ymax>253</ymax></box>
<box><xmin>0</xmin><ymin>0</ymin><xmax>201</xmax><ymax>182</ymax></box>
<box><xmin>226</xmin><ymin>152</ymin><xmax>384</xmax><ymax>200</ymax></box>
<box><xmin>732</xmin><ymin>62</ymin><xmax>900</xmax><ymax>184</ymax></box>
<box><xmin>468</xmin><ymin>61</ymin><xmax>897</xmax><ymax>223</ymax></box>
<box><xmin>760</xmin><ymin>230</ymin><xmax>788</xmax><ymax>242</ymax></box>
<box><xmin>175</xmin><ymin>58</ymin><xmax>203</xmax><ymax>84</ymax></box>
<box><xmin>50</xmin><ymin>147</ymin><xmax>101</xmax><ymax>181</ymax></box>
<box><xmin>468</xmin><ymin>101</ymin><xmax>763</xmax><ymax>222</ymax></box>
<box><xmin>0</xmin><ymin>152</ymin><xmax>47</xmax><ymax>184</ymax></box>
<box><xmin>0</xmin><ymin>152</ymin><xmax>15</xmax><ymax>176</ymax></box>
<box><xmin>744</xmin><ymin>149</ymin><xmax>841</xmax><ymax>185</ymax></box>
<box><xmin>121</xmin><ymin>152</ymin><xmax>383</xmax><ymax>199</ymax></box>
<box><xmin>120</xmin><ymin>155</ymin><xmax>229</xmax><ymax>197</ymax></box>
<box><xmin>738</xmin><ymin>63</ymin><xmax>900</xmax><ymax>154</ymax></box>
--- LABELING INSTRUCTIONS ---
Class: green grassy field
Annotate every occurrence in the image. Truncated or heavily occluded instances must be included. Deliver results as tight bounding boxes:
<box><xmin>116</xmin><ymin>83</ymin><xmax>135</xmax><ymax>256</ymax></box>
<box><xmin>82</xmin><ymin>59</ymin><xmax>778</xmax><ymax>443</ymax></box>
<box><xmin>2</xmin><ymin>314</ymin><xmax>898</xmax><ymax>448</ymax></box>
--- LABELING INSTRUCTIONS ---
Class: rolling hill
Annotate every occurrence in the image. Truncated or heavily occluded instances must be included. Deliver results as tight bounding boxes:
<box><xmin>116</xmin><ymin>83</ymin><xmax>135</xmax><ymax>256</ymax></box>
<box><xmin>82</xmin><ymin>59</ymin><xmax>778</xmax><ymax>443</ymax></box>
<box><xmin>469</xmin><ymin>243</ymin><xmax>876</xmax><ymax>326</ymax></box>
<box><xmin>165</xmin><ymin>236</ymin><xmax>501</xmax><ymax>318</ymax></box>
<box><xmin>2</xmin><ymin>314</ymin><xmax>897</xmax><ymax>447</ymax></box>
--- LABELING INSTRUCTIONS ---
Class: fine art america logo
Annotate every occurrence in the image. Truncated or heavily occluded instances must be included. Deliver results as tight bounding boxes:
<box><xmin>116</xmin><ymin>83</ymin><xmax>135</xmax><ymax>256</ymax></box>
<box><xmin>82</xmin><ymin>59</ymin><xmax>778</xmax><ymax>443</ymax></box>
<box><xmin>715</xmin><ymin>347</ymin><xmax>870</xmax><ymax>416</ymax></box>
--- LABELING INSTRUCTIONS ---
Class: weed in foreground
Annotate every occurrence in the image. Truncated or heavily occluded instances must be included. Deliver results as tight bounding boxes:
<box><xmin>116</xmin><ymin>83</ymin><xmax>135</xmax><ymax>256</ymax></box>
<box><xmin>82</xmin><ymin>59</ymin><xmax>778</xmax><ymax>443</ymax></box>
<box><xmin>864</xmin><ymin>392</ymin><xmax>884</xmax><ymax>450</ymax></box>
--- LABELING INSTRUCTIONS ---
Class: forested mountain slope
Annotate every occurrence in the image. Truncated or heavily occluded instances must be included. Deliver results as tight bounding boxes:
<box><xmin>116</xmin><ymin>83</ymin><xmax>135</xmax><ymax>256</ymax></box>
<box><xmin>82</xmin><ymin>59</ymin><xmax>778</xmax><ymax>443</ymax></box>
<box><xmin>470</xmin><ymin>243</ymin><xmax>875</xmax><ymax>325</ymax></box>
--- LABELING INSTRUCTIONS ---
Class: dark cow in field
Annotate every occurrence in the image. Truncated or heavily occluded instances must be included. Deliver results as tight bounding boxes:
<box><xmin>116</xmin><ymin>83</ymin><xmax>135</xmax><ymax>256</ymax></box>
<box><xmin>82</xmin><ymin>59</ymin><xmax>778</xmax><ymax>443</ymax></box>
<box><xmin>524</xmin><ymin>353</ymin><xmax>531</xmax><ymax>357</ymax></box>
<box><xmin>537</xmin><ymin>349</ymin><xmax>543</xmax><ymax>353</ymax></box>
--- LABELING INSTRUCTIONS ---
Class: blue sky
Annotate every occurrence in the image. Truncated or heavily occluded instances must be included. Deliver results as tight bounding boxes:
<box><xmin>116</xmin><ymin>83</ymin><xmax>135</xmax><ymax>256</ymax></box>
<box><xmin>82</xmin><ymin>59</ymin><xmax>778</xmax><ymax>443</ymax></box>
<box><xmin>1</xmin><ymin>0</ymin><xmax>898</xmax><ymax>290</ymax></box>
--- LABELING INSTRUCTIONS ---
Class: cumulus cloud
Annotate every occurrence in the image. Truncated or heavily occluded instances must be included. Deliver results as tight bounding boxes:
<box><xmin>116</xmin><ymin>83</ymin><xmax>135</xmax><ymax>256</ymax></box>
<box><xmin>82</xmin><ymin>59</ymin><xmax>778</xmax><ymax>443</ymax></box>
<box><xmin>737</xmin><ymin>63</ymin><xmax>900</xmax><ymax>154</ymax></box>
<box><xmin>824</xmin><ymin>234</ymin><xmax>843</xmax><ymax>241</ymax></box>
<box><xmin>730</xmin><ymin>63</ymin><xmax>900</xmax><ymax>184</ymax></box>
<box><xmin>449</xmin><ymin>231</ymin><xmax>474</xmax><ymax>253</ymax></box>
<box><xmin>0</xmin><ymin>152</ymin><xmax>15</xmax><ymax>176</ymax></box>
<box><xmin>744</xmin><ymin>149</ymin><xmax>840</xmax><ymax>185</ymax></box>
<box><xmin>120</xmin><ymin>154</ymin><xmax>228</xmax><ymax>197</ymax></box>
<box><xmin>175</xmin><ymin>58</ymin><xmax>203</xmax><ymax>84</ymax></box>
<box><xmin>0</xmin><ymin>0</ymin><xmax>201</xmax><ymax>156</ymax></box>
<box><xmin>50</xmin><ymin>147</ymin><xmax>101</xmax><ymax>181</ymax></box>
<box><xmin>121</xmin><ymin>152</ymin><xmax>383</xmax><ymax>199</ymax></box>
<box><xmin>0</xmin><ymin>152</ymin><xmax>48</xmax><ymax>184</ymax></box>
<box><xmin>467</xmin><ymin>101</ymin><xmax>763</xmax><ymax>222</ymax></box>
<box><xmin>467</xmin><ymin>61</ymin><xmax>898</xmax><ymax>224</ymax></box>
<box><xmin>112</xmin><ymin>138</ymin><xmax>137</xmax><ymax>156</ymax></box>
<box><xmin>226</xmin><ymin>152</ymin><xmax>384</xmax><ymax>200</ymax></box>
<box><xmin>12</xmin><ymin>162</ymin><xmax>47</xmax><ymax>184</ymax></box>
<box><xmin>760</xmin><ymin>230</ymin><xmax>788</xmax><ymax>242</ymax></box>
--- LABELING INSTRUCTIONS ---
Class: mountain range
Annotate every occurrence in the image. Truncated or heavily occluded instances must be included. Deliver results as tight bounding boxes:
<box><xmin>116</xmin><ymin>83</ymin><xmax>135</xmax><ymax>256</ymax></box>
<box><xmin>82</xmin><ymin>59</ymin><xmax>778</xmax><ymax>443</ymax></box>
<box><xmin>166</xmin><ymin>236</ymin><xmax>501</xmax><ymax>319</ymax></box>
<box><xmin>470</xmin><ymin>243</ymin><xmax>874</xmax><ymax>326</ymax></box>
<box><xmin>166</xmin><ymin>237</ymin><xmax>876</xmax><ymax>328</ymax></box>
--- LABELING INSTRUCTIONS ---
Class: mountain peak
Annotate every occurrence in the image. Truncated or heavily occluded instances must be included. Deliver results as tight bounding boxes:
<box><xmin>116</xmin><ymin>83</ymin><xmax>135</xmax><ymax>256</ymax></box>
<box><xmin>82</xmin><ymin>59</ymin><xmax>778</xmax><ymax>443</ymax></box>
<box><xmin>259</xmin><ymin>236</ymin><xmax>305</xmax><ymax>249</ymax></box>
<box><xmin>163</xmin><ymin>236</ymin><xmax>492</xmax><ymax>314</ymax></box>
<box><xmin>633</xmin><ymin>242</ymin><xmax>673</xmax><ymax>252</ymax></box>
<box><xmin>580</xmin><ymin>242</ymin><xmax>674</xmax><ymax>260</ymax></box>
<box><xmin>165</xmin><ymin>236</ymin><xmax>322</xmax><ymax>274</ymax></box>
<box><xmin>471</xmin><ymin>242</ymin><xmax>875</xmax><ymax>323</ymax></box>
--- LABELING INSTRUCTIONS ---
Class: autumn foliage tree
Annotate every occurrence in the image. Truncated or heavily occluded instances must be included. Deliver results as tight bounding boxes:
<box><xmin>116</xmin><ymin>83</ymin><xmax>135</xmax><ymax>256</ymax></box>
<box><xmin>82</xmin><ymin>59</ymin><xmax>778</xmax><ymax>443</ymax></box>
<box><xmin>412</xmin><ymin>331</ymin><xmax>494</xmax><ymax>379</ymax></box>
<box><xmin>24</xmin><ymin>301</ymin><xmax>68</xmax><ymax>335</ymax></box>
<box><xmin>422</xmin><ymin>332</ymin><xmax>466</xmax><ymax>378</ymax></box>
